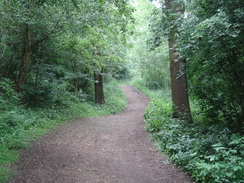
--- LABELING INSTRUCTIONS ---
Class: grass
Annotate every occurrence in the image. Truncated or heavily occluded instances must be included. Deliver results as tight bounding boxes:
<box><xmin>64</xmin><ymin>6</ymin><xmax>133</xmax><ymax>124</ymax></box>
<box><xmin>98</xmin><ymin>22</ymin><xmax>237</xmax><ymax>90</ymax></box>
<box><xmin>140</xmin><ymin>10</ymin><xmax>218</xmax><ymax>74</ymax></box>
<box><xmin>129</xmin><ymin>77</ymin><xmax>171</xmax><ymax>99</ymax></box>
<box><xmin>0</xmin><ymin>79</ymin><xmax>127</xmax><ymax>183</ymax></box>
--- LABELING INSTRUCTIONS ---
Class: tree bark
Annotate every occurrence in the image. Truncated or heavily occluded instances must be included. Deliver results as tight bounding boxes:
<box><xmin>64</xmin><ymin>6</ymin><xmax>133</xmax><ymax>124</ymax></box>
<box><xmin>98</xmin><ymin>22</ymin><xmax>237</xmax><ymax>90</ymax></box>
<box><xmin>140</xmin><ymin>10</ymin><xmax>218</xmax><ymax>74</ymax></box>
<box><xmin>94</xmin><ymin>71</ymin><xmax>105</xmax><ymax>104</ymax></box>
<box><xmin>73</xmin><ymin>78</ymin><xmax>79</xmax><ymax>94</ymax></box>
<box><xmin>165</xmin><ymin>0</ymin><xmax>192</xmax><ymax>121</ymax></box>
<box><xmin>169</xmin><ymin>38</ymin><xmax>192</xmax><ymax>120</ymax></box>
<box><xmin>18</xmin><ymin>23</ymin><xmax>31</xmax><ymax>91</ymax></box>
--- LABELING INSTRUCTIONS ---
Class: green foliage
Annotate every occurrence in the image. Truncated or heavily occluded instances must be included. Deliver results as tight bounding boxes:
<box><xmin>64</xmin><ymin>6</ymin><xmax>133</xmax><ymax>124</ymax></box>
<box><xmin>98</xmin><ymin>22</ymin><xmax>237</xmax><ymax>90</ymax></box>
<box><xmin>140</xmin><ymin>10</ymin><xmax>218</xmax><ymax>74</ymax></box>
<box><xmin>0</xmin><ymin>165</ymin><xmax>12</xmax><ymax>183</ymax></box>
<box><xmin>145</xmin><ymin>95</ymin><xmax>244</xmax><ymax>183</ymax></box>
<box><xmin>0</xmin><ymin>78</ymin><xmax>127</xmax><ymax>183</ymax></box>
<box><xmin>129</xmin><ymin>77</ymin><xmax>170</xmax><ymax>99</ymax></box>
<box><xmin>178</xmin><ymin>1</ymin><xmax>244</xmax><ymax>128</ymax></box>
<box><xmin>141</xmin><ymin>44</ymin><xmax>170</xmax><ymax>90</ymax></box>
<box><xmin>146</xmin><ymin>0</ymin><xmax>244</xmax><ymax>129</ymax></box>
<box><xmin>193</xmin><ymin>135</ymin><xmax>244</xmax><ymax>183</ymax></box>
<box><xmin>126</xmin><ymin>0</ymin><xmax>171</xmax><ymax>90</ymax></box>
<box><xmin>0</xmin><ymin>0</ymin><xmax>133</xmax><ymax>106</ymax></box>
<box><xmin>103</xmin><ymin>79</ymin><xmax>127</xmax><ymax>114</ymax></box>
<box><xmin>0</xmin><ymin>6</ymin><xmax>131</xmax><ymax>180</ymax></box>
<box><xmin>131</xmin><ymin>0</ymin><xmax>244</xmax><ymax>181</ymax></box>
<box><xmin>0</xmin><ymin>78</ymin><xmax>20</xmax><ymax>110</ymax></box>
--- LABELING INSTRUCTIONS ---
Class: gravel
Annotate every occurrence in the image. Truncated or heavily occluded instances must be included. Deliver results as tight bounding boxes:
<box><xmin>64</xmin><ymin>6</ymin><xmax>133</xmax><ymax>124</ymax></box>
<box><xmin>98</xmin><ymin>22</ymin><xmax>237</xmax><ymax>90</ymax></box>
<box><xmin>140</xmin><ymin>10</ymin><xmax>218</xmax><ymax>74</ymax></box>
<box><xmin>10</xmin><ymin>85</ymin><xmax>193</xmax><ymax>183</ymax></box>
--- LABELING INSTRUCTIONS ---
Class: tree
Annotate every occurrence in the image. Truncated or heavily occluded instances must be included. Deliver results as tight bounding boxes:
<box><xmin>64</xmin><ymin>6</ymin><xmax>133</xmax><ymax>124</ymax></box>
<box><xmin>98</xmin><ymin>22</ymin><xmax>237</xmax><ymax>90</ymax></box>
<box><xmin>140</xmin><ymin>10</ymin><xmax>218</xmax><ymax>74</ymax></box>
<box><xmin>178</xmin><ymin>0</ymin><xmax>244</xmax><ymax>128</ymax></box>
<box><xmin>0</xmin><ymin>0</ymin><xmax>133</xmax><ymax>106</ymax></box>
<box><xmin>94</xmin><ymin>71</ymin><xmax>105</xmax><ymax>104</ymax></box>
<box><xmin>127</xmin><ymin>0</ymin><xmax>171</xmax><ymax>90</ymax></box>
<box><xmin>164</xmin><ymin>0</ymin><xmax>192</xmax><ymax>120</ymax></box>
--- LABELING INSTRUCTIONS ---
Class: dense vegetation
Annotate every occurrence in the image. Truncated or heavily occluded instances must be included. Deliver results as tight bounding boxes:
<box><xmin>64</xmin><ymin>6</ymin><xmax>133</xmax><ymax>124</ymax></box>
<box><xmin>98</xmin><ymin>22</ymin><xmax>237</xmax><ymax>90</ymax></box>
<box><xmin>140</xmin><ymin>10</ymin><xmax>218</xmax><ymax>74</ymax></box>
<box><xmin>0</xmin><ymin>78</ymin><xmax>127</xmax><ymax>182</ymax></box>
<box><xmin>126</xmin><ymin>0</ymin><xmax>170</xmax><ymax>90</ymax></box>
<box><xmin>0</xmin><ymin>0</ymin><xmax>131</xmax><ymax>182</ymax></box>
<box><xmin>144</xmin><ymin>93</ymin><xmax>243</xmax><ymax>183</ymax></box>
<box><xmin>129</xmin><ymin>0</ymin><xmax>244</xmax><ymax>183</ymax></box>
<box><xmin>146</xmin><ymin>0</ymin><xmax>244</xmax><ymax>128</ymax></box>
<box><xmin>0</xmin><ymin>0</ymin><xmax>243</xmax><ymax>182</ymax></box>
<box><xmin>129</xmin><ymin>0</ymin><xmax>243</xmax><ymax>182</ymax></box>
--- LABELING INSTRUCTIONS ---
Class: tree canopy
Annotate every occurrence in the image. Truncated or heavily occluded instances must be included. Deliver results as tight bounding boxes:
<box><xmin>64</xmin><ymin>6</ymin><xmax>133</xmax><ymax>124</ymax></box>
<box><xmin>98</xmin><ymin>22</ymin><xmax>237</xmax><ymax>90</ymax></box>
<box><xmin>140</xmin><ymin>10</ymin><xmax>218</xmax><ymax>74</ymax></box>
<box><xmin>0</xmin><ymin>0</ymin><xmax>243</xmax><ymax>182</ymax></box>
<box><xmin>0</xmin><ymin>0</ymin><xmax>133</xmax><ymax>106</ymax></box>
<box><xmin>146</xmin><ymin>0</ymin><xmax>244</xmax><ymax>128</ymax></box>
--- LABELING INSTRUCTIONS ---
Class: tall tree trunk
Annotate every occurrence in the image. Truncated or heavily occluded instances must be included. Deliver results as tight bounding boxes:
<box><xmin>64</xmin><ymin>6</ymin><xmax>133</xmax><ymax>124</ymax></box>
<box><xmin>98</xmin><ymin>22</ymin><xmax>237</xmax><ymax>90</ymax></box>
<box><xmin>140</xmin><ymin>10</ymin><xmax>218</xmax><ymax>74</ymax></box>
<box><xmin>33</xmin><ymin>61</ymin><xmax>40</xmax><ymax>106</ymax></box>
<box><xmin>73</xmin><ymin>78</ymin><xmax>78</xmax><ymax>94</ymax></box>
<box><xmin>169</xmin><ymin>38</ymin><xmax>192</xmax><ymax>120</ymax></box>
<box><xmin>166</xmin><ymin>0</ymin><xmax>192</xmax><ymax>121</ymax></box>
<box><xmin>94</xmin><ymin>71</ymin><xmax>105</xmax><ymax>104</ymax></box>
<box><xmin>18</xmin><ymin>23</ymin><xmax>31</xmax><ymax>91</ymax></box>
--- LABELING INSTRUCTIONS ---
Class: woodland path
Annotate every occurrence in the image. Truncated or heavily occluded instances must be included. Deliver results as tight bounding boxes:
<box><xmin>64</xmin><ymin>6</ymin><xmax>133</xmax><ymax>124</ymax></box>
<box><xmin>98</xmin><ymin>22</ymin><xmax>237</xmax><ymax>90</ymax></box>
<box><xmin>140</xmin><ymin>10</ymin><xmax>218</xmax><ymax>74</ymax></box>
<box><xmin>11</xmin><ymin>85</ymin><xmax>193</xmax><ymax>183</ymax></box>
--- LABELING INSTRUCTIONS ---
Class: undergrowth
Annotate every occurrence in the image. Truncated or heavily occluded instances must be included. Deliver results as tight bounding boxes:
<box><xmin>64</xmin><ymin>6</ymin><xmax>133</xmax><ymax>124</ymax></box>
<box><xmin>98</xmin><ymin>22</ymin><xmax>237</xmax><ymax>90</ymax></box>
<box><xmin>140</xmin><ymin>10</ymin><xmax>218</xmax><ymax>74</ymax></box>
<box><xmin>129</xmin><ymin>77</ymin><xmax>171</xmax><ymax>99</ymax></box>
<box><xmin>144</xmin><ymin>92</ymin><xmax>244</xmax><ymax>183</ymax></box>
<box><xmin>0</xmin><ymin>79</ymin><xmax>127</xmax><ymax>183</ymax></box>
<box><xmin>129</xmin><ymin>77</ymin><xmax>243</xmax><ymax>182</ymax></box>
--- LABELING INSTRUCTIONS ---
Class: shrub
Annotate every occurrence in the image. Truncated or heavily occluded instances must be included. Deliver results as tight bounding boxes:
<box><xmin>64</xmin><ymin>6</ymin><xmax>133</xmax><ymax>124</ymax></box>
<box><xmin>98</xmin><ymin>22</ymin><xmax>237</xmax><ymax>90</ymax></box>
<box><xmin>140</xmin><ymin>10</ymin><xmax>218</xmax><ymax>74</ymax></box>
<box><xmin>144</xmin><ymin>96</ymin><xmax>244</xmax><ymax>183</ymax></box>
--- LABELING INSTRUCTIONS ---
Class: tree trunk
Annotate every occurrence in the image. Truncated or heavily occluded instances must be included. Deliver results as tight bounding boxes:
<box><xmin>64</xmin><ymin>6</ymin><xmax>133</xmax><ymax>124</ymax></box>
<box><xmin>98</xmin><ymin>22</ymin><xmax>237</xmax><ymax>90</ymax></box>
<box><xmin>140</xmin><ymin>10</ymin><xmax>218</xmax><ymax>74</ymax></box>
<box><xmin>73</xmin><ymin>78</ymin><xmax>78</xmax><ymax>94</ymax></box>
<box><xmin>166</xmin><ymin>0</ymin><xmax>192</xmax><ymax>121</ymax></box>
<box><xmin>18</xmin><ymin>23</ymin><xmax>31</xmax><ymax>90</ymax></box>
<box><xmin>94</xmin><ymin>71</ymin><xmax>105</xmax><ymax>104</ymax></box>
<box><xmin>169</xmin><ymin>38</ymin><xmax>192</xmax><ymax>120</ymax></box>
<box><xmin>32</xmin><ymin>61</ymin><xmax>40</xmax><ymax>106</ymax></box>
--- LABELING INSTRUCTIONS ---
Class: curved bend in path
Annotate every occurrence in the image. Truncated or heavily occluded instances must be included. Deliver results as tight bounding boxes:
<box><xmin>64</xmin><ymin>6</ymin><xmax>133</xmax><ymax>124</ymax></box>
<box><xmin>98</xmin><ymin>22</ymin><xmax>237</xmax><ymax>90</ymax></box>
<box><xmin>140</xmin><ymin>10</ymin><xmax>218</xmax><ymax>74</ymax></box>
<box><xmin>11</xmin><ymin>85</ymin><xmax>192</xmax><ymax>183</ymax></box>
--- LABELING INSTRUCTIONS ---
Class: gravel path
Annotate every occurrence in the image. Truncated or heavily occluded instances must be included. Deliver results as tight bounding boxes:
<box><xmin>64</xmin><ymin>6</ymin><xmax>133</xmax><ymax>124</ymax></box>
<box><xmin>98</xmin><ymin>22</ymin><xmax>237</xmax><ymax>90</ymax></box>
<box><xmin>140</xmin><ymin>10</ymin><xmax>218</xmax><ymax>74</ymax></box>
<box><xmin>10</xmin><ymin>85</ymin><xmax>193</xmax><ymax>183</ymax></box>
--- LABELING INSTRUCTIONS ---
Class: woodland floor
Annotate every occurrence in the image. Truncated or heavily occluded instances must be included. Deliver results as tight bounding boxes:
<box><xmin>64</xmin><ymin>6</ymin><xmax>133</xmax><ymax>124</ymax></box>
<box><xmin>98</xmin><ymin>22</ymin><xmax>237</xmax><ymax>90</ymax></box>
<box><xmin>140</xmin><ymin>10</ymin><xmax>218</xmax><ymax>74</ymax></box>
<box><xmin>10</xmin><ymin>85</ymin><xmax>193</xmax><ymax>183</ymax></box>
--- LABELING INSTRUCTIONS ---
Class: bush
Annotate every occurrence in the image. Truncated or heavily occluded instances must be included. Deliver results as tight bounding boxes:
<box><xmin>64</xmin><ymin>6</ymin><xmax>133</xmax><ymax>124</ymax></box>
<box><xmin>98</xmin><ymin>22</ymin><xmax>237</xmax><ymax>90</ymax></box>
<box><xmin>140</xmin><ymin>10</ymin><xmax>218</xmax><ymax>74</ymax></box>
<box><xmin>179</xmin><ymin>2</ymin><xmax>244</xmax><ymax>129</ymax></box>
<box><xmin>0</xmin><ymin>78</ymin><xmax>20</xmax><ymax>110</ymax></box>
<box><xmin>0</xmin><ymin>78</ymin><xmax>127</xmax><ymax>182</ymax></box>
<box><xmin>145</xmin><ymin>96</ymin><xmax>244</xmax><ymax>183</ymax></box>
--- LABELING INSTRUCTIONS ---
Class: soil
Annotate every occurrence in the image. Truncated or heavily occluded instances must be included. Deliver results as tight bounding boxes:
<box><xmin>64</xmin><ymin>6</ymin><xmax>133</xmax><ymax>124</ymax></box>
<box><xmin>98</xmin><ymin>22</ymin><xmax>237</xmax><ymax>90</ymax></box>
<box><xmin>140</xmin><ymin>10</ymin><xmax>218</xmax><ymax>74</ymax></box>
<box><xmin>10</xmin><ymin>85</ymin><xmax>193</xmax><ymax>183</ymax></box>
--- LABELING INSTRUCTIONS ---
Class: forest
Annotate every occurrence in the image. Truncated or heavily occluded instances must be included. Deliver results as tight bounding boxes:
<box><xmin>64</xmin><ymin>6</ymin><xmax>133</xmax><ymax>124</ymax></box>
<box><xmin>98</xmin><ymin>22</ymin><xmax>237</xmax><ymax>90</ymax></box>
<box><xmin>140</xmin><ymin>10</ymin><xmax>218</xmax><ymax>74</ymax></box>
<box><xmin>0</xmin><ymin>0</ymin><xmax>243</xmax><ymax>182</ymax></box>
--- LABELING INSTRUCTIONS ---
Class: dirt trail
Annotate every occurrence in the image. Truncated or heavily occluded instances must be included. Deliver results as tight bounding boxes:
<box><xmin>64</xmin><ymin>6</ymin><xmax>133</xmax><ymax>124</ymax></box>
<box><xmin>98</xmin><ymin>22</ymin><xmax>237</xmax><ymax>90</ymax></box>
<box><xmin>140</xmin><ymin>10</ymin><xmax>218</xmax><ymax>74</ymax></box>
<box><xmin>11</xmin><ymin>85</ymin><xmax>193</xmax><ymax>183</ymax></box>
